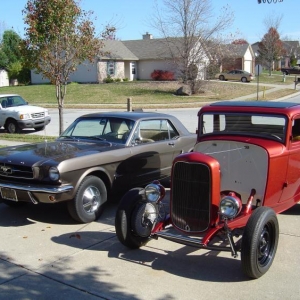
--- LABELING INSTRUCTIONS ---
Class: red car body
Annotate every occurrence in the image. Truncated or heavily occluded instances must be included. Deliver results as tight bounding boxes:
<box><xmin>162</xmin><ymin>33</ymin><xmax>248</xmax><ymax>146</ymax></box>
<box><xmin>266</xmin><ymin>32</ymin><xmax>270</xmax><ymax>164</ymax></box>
<box><xmin>115</xmin><ymin>101</ymin><xmax>300</xmax><ymax>279</ymax></box>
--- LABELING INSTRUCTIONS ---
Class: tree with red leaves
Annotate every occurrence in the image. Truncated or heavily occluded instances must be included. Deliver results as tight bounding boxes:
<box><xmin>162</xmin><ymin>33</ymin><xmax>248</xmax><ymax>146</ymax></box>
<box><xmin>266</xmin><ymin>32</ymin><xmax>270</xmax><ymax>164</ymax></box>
<box><xmin>258</xmin><ymin>27</ymin><xmax>285</xmax><ymax>75</ymax></box>
<box><xmin>232</xmin><ymin>39</ymin><xmax>248</xmax><ymax>45</ymax></box>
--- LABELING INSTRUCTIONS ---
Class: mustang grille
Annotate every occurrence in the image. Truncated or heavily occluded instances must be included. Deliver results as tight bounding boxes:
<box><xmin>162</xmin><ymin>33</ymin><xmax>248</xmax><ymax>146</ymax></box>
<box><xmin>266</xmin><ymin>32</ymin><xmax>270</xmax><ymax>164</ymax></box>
<box><xmin>0</xmin><ymin>164</ymin><xmax>33</xmax><ymax>179</ymax></box>
<box><xmin>171</xmin><ymin>161</ymin><xmax>211</xmax><ymax>232</ymax></box>
<box><xmin>31</xmin><ymin>112</ymin><xmax>45</xmax><ymax>119</ymax></box>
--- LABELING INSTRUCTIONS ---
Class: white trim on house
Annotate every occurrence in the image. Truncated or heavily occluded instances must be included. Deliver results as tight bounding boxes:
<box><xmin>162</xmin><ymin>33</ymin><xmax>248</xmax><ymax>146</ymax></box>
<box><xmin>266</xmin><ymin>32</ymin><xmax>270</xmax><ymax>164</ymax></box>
<box><xmin>0</xmin><ymin>69</ymin><xmax>9</xmax><ymax>87</ymax></box>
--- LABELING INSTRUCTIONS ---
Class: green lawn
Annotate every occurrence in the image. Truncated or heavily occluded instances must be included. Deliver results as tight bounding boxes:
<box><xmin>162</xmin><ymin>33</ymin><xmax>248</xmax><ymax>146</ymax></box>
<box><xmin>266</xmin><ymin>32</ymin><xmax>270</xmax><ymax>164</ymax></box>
<box><xmin>0</xmin><ymin>71</ymin><xmax>298</xmax><ymax>109</ymax></box>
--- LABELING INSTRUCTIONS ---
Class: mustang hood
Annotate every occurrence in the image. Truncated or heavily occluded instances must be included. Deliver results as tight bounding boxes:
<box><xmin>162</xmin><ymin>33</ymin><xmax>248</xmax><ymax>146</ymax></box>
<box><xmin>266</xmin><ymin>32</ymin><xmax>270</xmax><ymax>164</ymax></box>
<box><xmin>0</xmin><ymin>140</ymin><xmax>124</xmax><ymax>166</ymax></box>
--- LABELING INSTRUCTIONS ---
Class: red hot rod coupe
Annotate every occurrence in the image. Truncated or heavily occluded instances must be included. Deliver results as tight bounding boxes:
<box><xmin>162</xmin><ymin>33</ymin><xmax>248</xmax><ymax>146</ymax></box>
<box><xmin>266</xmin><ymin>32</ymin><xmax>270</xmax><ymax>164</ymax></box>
<box><xmin>115</xmin><ymin>101</ymin><xmax>300</xmax><ymax>279</ymax></box>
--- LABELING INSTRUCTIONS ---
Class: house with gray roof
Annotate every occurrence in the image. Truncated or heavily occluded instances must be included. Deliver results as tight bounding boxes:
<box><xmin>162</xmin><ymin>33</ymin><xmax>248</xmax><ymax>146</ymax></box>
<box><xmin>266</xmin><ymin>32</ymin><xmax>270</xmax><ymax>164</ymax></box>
<box><xmin>220</xmin><ymin>43</ymin><xmax>255</xmax><ymax>74</ymax></box>
<box><xmin>31</xmin><ymin>33</ymin><xmax>209</xmax><ymax>84</ymax></box>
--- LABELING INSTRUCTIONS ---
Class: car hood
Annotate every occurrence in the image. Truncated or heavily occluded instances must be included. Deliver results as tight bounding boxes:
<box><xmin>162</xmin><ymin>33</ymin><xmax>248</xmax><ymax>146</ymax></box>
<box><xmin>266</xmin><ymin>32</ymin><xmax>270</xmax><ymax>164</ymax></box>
<box><xmin>0</xmin><ymin>140</ymin><xmax>125</xmax><ymax>166</ymax></box>
<box><xmin>5</xmin><ymin>105</ymin><xmax>48</xmax><ymax>113</ymax></box>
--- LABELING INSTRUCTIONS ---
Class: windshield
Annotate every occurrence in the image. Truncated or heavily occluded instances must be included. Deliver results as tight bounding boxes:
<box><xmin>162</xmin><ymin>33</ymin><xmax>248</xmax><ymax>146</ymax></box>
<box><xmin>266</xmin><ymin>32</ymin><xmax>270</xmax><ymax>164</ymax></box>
<box><xmin>200</xmin><ymin>113</ymin><xmax>287</xmax><ymax>143</ymax></box>
<box><xmin>59</xmin><ymin>117</ymin><xmax>135</xmax><ymax>144</ymax></box>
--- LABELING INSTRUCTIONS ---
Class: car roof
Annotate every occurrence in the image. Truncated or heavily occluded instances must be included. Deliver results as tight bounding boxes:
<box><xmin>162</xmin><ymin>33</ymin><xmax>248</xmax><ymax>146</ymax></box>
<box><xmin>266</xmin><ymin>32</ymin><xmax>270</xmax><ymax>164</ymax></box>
<box><xmin>209</xmin><ymin>101</ymin><xmax>299</xmax><ymax>109</ymax></box>
<box><xmin>76</xmin><ymin>111</ymin><xmax>191</xmax><ymax>135</ymax></box>
<box><xmin>199</xmin><ymin>101</ymin><xmax>300</xmax><ymax>117</ymax></box>
<box><xmin>78</xmin><ymin>111</ymin><xmax>176</xmax><ymax>121</ymax></box>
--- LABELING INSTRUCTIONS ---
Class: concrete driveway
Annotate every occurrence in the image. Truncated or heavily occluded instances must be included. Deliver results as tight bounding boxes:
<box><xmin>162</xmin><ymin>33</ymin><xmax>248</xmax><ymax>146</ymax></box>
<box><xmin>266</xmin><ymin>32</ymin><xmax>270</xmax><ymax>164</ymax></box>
<box><xmin>1</xmin><ymin>98</ymin><xmax>300</xmax><ymax>299</ymax></box>
<box><xmin>0</xmin><ymin>189</ymin><xmax>300</xmax><ymax>299</ymax></box>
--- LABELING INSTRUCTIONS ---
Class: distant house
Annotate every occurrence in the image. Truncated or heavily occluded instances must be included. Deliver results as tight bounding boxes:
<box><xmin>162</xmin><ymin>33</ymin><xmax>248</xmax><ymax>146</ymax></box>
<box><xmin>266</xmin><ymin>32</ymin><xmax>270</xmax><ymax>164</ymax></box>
<box><xmin>220</xmin><ymin>43</ymin><xmax>255</xmax><ymax>73</ymax></box>
<box><xmin>251</xmin><ymin>40</ymin><xmax>300</xmax><ymax>70</ymax></box>
<box><xmin>31</xmin><ymin>33</ymin><xmax>210</xmax><ymax>84</ymax></box>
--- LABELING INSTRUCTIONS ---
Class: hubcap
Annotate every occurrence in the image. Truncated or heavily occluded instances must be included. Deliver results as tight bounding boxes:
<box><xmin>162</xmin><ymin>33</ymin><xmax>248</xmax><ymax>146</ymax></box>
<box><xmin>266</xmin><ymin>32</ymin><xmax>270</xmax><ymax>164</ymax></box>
<box><xmin>82</xmin><ymin>186</ymin><xmax>101</xmax><ymax>214</ymax></box>
<box><xmin>132</xmin><ymin>202</ymin><xmax>157</xmax><ymax>237</ymax></box>
<box><xmin>8</xmin><ymin>123</ymin><xmax>16</xmax><ymax>133</ymax></box>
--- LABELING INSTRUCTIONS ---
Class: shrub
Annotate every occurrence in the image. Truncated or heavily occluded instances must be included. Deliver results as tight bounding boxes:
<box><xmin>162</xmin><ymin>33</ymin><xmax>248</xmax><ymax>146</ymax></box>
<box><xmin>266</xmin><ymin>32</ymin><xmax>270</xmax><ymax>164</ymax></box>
<box><xmin>103</xmin><ymin>74</ymin><xmax>114</xmax><ymax>83</ymax></box>
<box><xmin>151</xmin><ymin>70</ymin><xmax>174</xmax><ymax>81</ymax></box>
<box><xmin>123</xmin><ymin>77</ymin><xmax>129</xmax><ymax>82</ymax></box>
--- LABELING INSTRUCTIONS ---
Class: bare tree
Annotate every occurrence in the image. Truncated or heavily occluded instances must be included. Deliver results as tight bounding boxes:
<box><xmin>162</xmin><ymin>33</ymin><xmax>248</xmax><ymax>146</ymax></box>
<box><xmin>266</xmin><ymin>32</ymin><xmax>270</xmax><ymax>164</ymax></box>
<box><xmin>151</xmin><ymin>0</ymin><xmax>234</xmax><ymax>93</ymax></box>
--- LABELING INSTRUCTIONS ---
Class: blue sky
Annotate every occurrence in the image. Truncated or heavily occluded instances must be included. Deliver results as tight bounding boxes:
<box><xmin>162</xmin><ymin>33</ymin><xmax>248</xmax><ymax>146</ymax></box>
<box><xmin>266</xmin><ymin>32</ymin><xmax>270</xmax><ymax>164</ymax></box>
<box><xmin>0</xmin><ymin>0</ymin><xmax>298</xmax><ymax>44</ymax></box>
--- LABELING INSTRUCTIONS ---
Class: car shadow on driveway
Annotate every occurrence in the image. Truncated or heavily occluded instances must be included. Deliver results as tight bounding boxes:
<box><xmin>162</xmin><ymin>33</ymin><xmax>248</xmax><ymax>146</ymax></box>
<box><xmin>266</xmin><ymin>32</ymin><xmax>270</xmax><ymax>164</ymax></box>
<box><xmin>0</xmin><ymin>201</ymin><xmax>117</xmax><ymax>226</ymax></box>
<box><xmin>51</xmin><ymin>229</ymin><xmax>249</xmax><ymax>283</ymax></box>
<box><xmin>279</xmin><ymin>202</ymin><xmax>300</xmax><ymax>215</ymax></box>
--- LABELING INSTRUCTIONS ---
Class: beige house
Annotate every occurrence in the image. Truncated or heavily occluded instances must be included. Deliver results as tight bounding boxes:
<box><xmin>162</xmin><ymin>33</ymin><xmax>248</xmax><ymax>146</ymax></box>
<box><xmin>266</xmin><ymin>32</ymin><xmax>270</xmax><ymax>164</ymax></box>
<box><xmin>220</xmin><ymin>43</ymin><xmax>255</xmax><ymax>74</ymax></box>
<box><xmin>31</xmin><ymin>33</ymin><xmax>209</xmax><ymax>84</ymax></box>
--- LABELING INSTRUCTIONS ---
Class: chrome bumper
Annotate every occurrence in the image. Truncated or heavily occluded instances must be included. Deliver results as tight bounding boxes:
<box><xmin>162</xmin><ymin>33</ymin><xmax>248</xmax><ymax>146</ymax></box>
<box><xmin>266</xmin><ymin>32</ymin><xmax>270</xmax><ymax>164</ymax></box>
<box><xmin>0</xmin><ymin>182</ymin><xmax>73</xmax><ymax>194</ymax></box>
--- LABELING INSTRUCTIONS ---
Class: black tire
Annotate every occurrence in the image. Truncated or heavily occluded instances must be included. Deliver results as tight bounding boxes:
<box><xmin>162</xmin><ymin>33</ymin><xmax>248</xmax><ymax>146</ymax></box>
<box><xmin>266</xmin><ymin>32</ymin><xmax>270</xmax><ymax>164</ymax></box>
<box><xmin>115</xmin><ymin>188</ymin><xmax>157</xmax><ymax>249</ymax></box>
<box><xmin>219</xmin><ymin>75</ymin><xmax>225</xmax><ymax>81</ymax></box>
<box><xmin>241</xmin><ymin>207</ymin><xmax>279</xmax><ymax>279</ymax></box>
<box><xmin>241</xmin><ymin>77</ymin><xmax>247</xmax><ymax>83</ymax></box>
<box><xmin>6</xmin><ymin>120</ymin><xmax>20</xmax><ymax>134</ymax></box>
<box><xmin>67</xmin><ymin>176</ymin><xmax>107</xmax><ymax>223</ymax></box>
<box><xmin>34</xmin><ymin>126</ymin><xmax>45</xmax><ymax>131</ymax></box>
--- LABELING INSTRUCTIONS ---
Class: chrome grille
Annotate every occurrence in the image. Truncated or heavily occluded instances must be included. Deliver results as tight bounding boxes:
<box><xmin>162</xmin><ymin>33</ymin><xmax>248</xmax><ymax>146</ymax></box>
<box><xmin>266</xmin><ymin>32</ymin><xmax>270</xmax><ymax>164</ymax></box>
<box><xmin>171</xmin><ymin>161</ymin><xmax>210</xmax><ymax>232</ymax></box>
<box><xmin>31</xmin><ymin>112</ymin><xmax>45</xmax><ymax>119</ymax></box>
<box><xmin>0</xmin><ymin>164</ymin><xmax>33</xmax><ymax>179</ymax></box>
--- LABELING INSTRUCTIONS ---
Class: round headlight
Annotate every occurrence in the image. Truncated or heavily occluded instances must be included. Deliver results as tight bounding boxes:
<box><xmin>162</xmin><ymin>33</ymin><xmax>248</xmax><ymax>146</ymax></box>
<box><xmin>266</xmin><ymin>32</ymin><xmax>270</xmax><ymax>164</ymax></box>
<box><xmin>220</xmin><ymin>193</ymin><xmax>242</xmax><ymax>219</ymax></box>
<box><xmin>145</xmin><ymin>183</ymin><xmax>161</xmax><ymax>203</ymax></box>
<box><xmin>49</xmin><ymin>167</ymin><xmax>60</xmax><ymax>181</ymax></box>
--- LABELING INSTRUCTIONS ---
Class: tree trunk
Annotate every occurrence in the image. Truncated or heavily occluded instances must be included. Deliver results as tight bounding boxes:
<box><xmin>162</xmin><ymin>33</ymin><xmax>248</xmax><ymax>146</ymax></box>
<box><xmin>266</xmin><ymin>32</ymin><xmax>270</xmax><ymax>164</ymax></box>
<box><xmin>56</xmin><ymin>82</ymin><xmax>65</xmax><ymax>135</ymax></box>
<box><xmin>59</xmin><ymin>105</ymin><xmax>64</xmax><ymax>135</ymax></box>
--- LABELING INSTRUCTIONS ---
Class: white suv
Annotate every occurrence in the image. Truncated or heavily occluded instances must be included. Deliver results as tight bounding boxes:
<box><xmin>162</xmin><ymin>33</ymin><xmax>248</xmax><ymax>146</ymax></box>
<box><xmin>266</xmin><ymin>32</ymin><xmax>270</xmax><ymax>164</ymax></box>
<box><xmin>0</xmin><ymin>94</ymin><xmax>51</xmax><ymax>133</ymax></box>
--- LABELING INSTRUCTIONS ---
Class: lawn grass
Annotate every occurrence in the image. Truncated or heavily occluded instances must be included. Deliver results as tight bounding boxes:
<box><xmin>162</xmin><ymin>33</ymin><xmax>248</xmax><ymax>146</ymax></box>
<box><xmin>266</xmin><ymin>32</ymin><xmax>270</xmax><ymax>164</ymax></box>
<box><xmin>0</xmin><ymin>74</ymin><xmax>290</xmax><ymax>108</ymax></box>
<box><xmin>0</xmin><ymin>71</ymin><xmax>297</xmax><ymax>107</ymax></box>
<box><xmin>0</xmin><ymin>133</ymin><xmax>56</xmax><ymax>143</ymax></box>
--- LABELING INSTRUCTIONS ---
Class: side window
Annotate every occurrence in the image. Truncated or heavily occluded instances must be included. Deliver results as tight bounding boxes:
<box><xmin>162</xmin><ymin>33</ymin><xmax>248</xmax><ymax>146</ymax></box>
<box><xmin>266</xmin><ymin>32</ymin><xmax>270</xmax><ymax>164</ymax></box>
<box><xmin>292</xmin><ymin>119</ymin><xmax>300</xmax><ymax>142</ymax></box>
<box><xmin>133</xmin><ymin>119</ymin><xmax>177</xmax><ymax>143</ymax></box>
<box><xmin>1</xmin><ymin>97</ymin><xmax>8</xmax><ymax>108</ymax></box>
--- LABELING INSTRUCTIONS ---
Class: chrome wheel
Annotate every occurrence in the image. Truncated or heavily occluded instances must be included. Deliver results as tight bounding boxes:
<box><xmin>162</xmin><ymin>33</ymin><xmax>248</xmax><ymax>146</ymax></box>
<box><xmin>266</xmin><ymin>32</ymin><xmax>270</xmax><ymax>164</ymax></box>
<box><xmin>67</xmin><ymin>176</ymin><xmax>107</xmax><ymax>223</ymax></box>
<box><xmin>82</xmin><ymin>185</ymin><xmax>101</xmax><ymax>214</ymax></box>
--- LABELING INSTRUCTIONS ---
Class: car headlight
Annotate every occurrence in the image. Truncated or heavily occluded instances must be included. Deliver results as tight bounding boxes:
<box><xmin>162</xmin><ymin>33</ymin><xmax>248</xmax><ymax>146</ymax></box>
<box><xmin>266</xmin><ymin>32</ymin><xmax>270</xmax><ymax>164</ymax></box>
<box><xmin>144</xmin><ymin>182</ymin><xmax>165</xmax><ymax>203</ymax></box>
<box><xmin>19</xmin><ymin>114</ymin><xmax>30</xmax><ymax>120</ymax></box>
<box><xmin>49</xmin><ymin>167</ymin><xmax>60</xmax><ymax>181</ymax></box>
<box><xmin>219</xmin><ymin>192</ymin><xmax>242</xmax><ymax>219</ymax></box>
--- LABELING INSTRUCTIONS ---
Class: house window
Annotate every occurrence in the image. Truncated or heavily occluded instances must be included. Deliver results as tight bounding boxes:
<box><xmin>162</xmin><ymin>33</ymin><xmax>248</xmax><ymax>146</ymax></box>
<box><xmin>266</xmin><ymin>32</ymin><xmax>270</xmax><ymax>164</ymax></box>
<box><xmin>107</xmin><ymin>61</ymin><xmax>115</xmax><ymax>76</ymax></box>
<box><xmin>131</xmin><ymin>62</ymin><xmax>136</xmax><ymax>75</ymax></box>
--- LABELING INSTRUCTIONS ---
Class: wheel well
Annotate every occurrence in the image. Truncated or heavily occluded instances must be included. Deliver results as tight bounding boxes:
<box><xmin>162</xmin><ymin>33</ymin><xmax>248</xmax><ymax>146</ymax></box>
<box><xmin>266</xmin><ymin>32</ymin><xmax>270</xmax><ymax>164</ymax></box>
<box><xmin>88</xmin><ymin>170</ymin><xmax>111</xmax><ymax>191</ymax></box>
<box><xmin>4</xmin><ymin>117</ymin><xmax>17</xmax><ymax>126</ymax></box>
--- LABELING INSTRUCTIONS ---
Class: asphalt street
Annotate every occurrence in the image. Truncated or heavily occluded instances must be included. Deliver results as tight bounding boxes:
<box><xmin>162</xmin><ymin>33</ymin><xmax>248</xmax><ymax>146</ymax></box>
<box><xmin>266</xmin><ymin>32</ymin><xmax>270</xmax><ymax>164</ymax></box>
<box><xmin>0</xmin><ymin>84</ymin><xmax>300</xmax><ymax>299</ymax></box>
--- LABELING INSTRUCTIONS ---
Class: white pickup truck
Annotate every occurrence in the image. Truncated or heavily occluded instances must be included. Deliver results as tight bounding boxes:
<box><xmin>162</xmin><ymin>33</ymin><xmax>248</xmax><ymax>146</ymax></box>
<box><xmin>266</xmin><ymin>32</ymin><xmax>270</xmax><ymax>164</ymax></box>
<box><xmin>0</xmin><ymin>94</ymin><xmax>51</xmax><ymax>133</ymax></box>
